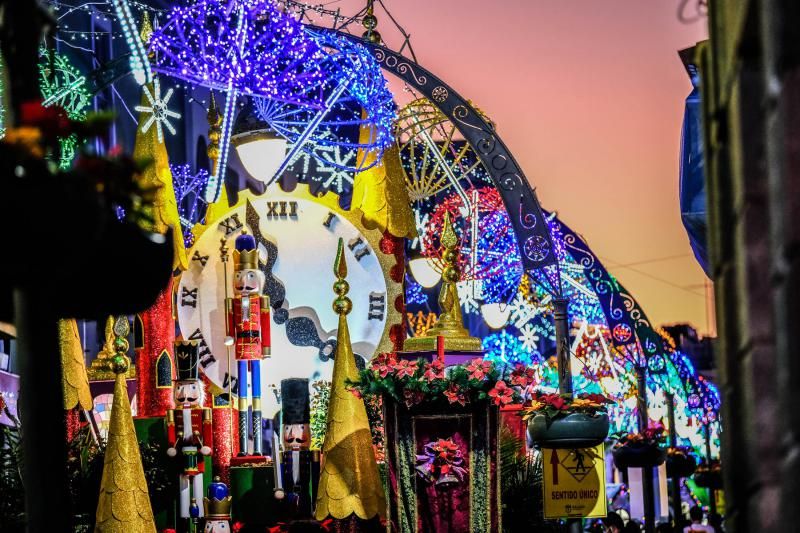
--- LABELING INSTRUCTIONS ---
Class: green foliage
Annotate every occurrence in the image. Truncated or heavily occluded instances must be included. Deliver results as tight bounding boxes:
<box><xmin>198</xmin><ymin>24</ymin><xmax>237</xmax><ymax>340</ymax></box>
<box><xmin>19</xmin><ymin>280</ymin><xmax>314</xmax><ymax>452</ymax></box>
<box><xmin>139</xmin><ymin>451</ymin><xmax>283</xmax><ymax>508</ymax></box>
<box><xmin>0</xmin><ymin>407</ymin><xmax>25</xmax><ymax>532</ymax></box>
<box><xmin>499</xmin><ymin>427</ymin><xmax>566</xmax><ymax>532</ymax></box>
<box><xmin>310</xmin><ymin>380</ymin><xmax>331</xmax><ymax>450</ymax></box>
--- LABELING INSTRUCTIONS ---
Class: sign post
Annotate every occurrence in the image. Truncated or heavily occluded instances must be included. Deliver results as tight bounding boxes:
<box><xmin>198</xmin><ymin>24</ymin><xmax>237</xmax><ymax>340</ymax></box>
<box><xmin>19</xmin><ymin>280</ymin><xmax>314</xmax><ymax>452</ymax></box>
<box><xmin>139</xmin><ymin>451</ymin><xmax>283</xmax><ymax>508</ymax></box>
<box><xmin>543</xmin><ymin>445</ymin><xmax>607</xmax><ymax>520</ymax></box>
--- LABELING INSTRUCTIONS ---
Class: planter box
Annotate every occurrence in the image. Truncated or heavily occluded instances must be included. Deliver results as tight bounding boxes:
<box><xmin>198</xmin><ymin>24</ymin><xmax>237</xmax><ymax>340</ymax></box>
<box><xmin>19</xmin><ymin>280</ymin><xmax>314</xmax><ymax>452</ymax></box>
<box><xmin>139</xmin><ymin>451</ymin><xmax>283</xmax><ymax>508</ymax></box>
<box><xmin>527</xmin><ymin>413</ymin><xmax>609</xmax><ymax>449</ymax></box>
<box><xmin>383</xmin><ymin>397</ymin><xmax>500</xmax><ymax>533</ymax></box>
<box><xmin>612</xmin><ymin>444</ymin><xmax>666</xmax><ymax>470</ymax></box>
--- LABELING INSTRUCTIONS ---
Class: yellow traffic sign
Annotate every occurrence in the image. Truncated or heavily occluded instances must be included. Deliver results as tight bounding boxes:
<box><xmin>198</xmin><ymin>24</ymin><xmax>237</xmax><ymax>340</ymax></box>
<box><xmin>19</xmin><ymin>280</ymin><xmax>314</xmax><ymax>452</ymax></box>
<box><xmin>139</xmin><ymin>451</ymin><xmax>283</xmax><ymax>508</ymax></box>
<box><xmin>543</xmin><ymin>444</ymin><xmax>607</xmax><ymax>519</ymax></box>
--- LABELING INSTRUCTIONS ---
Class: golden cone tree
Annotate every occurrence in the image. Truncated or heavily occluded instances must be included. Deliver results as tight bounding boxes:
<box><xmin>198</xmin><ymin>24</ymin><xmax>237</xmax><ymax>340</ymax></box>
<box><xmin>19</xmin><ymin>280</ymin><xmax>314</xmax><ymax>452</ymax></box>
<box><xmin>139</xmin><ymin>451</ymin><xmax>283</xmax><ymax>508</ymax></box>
<box><xmin>95</xmin><ymin>318</ymin><xmax>156</xmax><ymax>533</ymax></box>
<box><xmin>315</xmin><ymin>239</ymin><xmax>386</xmax><ymax>521</ymax></box>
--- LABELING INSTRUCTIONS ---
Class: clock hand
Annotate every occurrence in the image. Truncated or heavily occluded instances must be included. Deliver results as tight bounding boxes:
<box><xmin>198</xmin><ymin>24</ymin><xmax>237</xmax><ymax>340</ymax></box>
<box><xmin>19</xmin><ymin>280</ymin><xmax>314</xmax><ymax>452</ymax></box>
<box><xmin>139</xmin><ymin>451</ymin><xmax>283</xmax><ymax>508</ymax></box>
<box><xmin>245</xmin><ymin>199</ymin><xmax>286</xmax><ymax>308</ymax></box>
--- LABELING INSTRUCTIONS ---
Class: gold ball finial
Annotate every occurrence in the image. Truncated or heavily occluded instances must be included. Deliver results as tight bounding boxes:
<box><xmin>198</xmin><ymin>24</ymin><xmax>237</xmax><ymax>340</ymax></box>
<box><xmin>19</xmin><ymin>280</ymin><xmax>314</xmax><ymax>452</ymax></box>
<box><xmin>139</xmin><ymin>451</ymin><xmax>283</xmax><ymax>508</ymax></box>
<box><xmin>110</xmin><ymin>354</ymin><xmax>130</xmax><ymax>375</ymax></box>
<box><xmin>332</xmin><ymin>239</ymin><xmax>352</xmax><ymax>316</ymax></box>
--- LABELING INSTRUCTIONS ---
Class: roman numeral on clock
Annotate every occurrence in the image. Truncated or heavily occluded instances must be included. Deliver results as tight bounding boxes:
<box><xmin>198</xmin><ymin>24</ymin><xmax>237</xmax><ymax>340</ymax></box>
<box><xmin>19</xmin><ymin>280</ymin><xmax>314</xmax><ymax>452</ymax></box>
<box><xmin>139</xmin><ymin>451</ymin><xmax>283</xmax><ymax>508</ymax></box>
<box><xmin>265</xmin><ymin>201</ymin><xmax>298</xmax><ymax>218</ymax></box>
<box><xmin>188</xmin><ymin>328</ymin><xmax>216</xmax><ymax>368</ymax></box>
<box><xmin>348</xmin><ymin>237</ymin><xmax>372</xmax><ymax>262</ymax></box>
<box><xmin>368</xmin><ymin>292</ymin><xmax>386</xmax><ymax>321</ymax></box>
<box><xmin>222</xmin><ymin>371</ymin><xmax>238</xmax><ymax>392</ymax></box>
<box><xmin>218</xmin><ymin>213</ymin><xmax>243</xmax><ymax>236</ymax></box>
<box><xmin>180</xmin><ymin>287</ymin><xmax>198</xmax><ymax>308</ymax></box>
<box><xmin>192</xmin><ymin>250</ymin><xmax>209</xmax><ymax>267</ymax></box>
<box><xmin>322</xmin><ymin>211</ymin><xmax>336</xmax><ymax>229</ymax></box>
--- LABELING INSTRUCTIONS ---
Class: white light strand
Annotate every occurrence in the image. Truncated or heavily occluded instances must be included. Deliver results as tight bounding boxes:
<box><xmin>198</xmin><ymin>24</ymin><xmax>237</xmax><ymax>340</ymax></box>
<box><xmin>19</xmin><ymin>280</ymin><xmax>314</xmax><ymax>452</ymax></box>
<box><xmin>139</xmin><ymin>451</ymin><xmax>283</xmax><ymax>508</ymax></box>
<box><xmin>110</xmin><ymin>0</ymin><xmax>152</xmax><ymax>85</ymax></box>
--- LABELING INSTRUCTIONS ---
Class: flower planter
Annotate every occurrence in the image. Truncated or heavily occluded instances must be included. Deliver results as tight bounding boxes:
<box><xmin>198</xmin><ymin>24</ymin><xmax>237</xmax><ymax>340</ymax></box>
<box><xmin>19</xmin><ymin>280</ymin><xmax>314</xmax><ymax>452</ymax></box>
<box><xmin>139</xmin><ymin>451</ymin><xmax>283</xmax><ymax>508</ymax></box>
<box><xmin>612</xmin><ymin>443</ymin><xmax>667</xmax><ymax>470</ymax></box>
<box><xmin>527</xmin><ymin>412</ymin><xmax>610</xmax><ymax>449</ymax></box>
<box><xmin>666</xmin><ymin>450</ymin><xmax>697</xmax><ymax>479</ymax></box>
<box><xmin>693</xmin><ymin>469</ymin><xmax>723</xmax><ymax>489</ymax></box>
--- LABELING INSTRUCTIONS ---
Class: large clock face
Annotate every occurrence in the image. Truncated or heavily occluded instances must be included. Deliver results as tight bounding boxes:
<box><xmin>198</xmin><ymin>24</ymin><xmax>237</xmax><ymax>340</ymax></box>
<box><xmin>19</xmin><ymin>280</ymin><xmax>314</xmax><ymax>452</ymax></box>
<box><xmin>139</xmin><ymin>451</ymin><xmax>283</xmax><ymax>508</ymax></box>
<box><xmin>177</xmin><ymin>188</ymin><xmax>399</xmax><ymax>416</ymax></box>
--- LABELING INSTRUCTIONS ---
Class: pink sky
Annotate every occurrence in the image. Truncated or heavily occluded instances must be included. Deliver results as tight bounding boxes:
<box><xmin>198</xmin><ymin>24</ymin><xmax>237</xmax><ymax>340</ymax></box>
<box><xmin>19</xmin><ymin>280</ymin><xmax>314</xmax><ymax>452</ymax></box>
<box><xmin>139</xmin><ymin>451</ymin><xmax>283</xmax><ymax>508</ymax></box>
<box><xmin>319</xmin><ymin>0</ymin><xmax>710</xmax><ymax>332</ymax></box>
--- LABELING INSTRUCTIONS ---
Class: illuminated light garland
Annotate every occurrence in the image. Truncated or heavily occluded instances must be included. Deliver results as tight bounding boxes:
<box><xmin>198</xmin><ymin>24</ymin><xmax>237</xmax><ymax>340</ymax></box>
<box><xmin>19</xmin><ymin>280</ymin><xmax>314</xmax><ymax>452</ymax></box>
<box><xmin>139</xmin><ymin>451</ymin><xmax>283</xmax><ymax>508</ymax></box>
<box><xmin>482</xmin><ymin>330</ymin><xmax>542</xmax><ymax>369</ymax></box>
<box><xmin>422</xmin><ymin>188</ymin><xmax>522</xmax><ymax>298</ymax></box>
<box><xmin>405</xmin><ymin>275</ymin><xmax>428</xmax><ymax>306</ymax></box>
<box><xmin>170</xmin><ymin>164</ymin><xmax>210</xmax><ymax>247</ymax></box>
<box><xmin>148</xmin><ymin>0</ymin><xmax>326</xmax><ymax>103</ymax></box>
<box><xmin>149</xmin><ymin>0</ymin><xmax>328</xmax><ymax>202</ymax></box>
<box><xmin>38</xmin><ymin>49</ymin><xmax>92</xmax><ymax>169</ymax></box>
<box><xmin>110</xmin><ymin>0</ymin><xmax>152</xmax><ymax>85</ymax></box>
<box><xmin>254</xmin><ymin>27</ymin><xmax>395</xmax><ymax>183</ymax></box>
<box><xmin>134</xmin><ymin>77</ymin><xmax>181</xmax><ymax>143</ymax></box>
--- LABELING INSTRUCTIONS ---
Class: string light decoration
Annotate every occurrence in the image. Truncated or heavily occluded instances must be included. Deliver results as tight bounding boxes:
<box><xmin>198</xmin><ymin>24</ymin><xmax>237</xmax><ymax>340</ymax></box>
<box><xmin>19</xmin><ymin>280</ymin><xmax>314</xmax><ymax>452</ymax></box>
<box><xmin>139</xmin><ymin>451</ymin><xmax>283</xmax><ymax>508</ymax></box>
<box><xmin>482</xmin><ymin>330</ymin><xmax>542</xmax><ymax>369</ymax></box>
<box><xmin>396</xmin><ymin>98</ymin><xmax>492</xmax><ymax>203</ymax></box>
<box><xmin>422</xmin><ymin>187</ymin><xmax>522</xmax><ymax>302</ymax></box>
<box><xmin>170</xmin><ymin>164</ymin><xmax>210</xmax><ymax>247</ymax></box>
<box><xmin>110</xmin><ymin>0</ymin><xmax>152</xmax><ymax>85</ymax></box>
<box><xmin>254</xmin><ymin>27</ymin><xmax>395</xmax><ymax>190</ymax></box>
<box><xmin>148</xmin><ymin>0</ymin><xmax>328</xmax><ymax>202</ymax></box>
<box><xmin>134</xmin><ymin>77</ymin><xmax>181</xmax><ymax>143</ymax></box>
<box><xmin>148</xmin><ymin>0</ymin><xmax>326</xmax><ymax>103</ymax></box>
<box><xmin>0</xmin><ymin>55</ymin><xmax>4</xmax><ymax>139</ymax></box>
<box><xmin>38</xmin><ymin>49</ymin><xmax>92</xmax><ymax>169</ymax></box>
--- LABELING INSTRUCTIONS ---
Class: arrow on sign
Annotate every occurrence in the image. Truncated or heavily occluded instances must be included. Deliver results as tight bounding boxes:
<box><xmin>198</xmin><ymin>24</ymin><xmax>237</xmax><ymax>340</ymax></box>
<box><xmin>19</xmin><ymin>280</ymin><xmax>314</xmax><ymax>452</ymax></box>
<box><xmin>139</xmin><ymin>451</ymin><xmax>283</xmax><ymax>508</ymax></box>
<box><xmin>550</xmin><ymin>449</ymin><xmax>560</xmax><ymax>485</ymax></box>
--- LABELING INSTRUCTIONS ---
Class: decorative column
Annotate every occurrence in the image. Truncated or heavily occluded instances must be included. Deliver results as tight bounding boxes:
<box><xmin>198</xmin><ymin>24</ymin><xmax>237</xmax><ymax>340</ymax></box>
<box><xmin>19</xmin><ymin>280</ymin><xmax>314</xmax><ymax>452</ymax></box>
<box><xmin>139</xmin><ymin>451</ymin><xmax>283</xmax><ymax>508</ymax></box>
<box><xmin>637</xmin><ymin>365</ymin><xmax>655</xmax><ymax>533</ymax></box>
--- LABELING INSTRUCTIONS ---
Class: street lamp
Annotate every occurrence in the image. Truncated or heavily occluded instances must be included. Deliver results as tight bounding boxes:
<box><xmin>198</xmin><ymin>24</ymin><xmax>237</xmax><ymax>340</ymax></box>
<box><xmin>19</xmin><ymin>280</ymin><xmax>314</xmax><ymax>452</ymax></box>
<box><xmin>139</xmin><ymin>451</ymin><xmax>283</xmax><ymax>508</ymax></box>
<box><xmin>231</xmin><ymin>101</ymin><xmax>288</xmax><ymax>183</ymax></box>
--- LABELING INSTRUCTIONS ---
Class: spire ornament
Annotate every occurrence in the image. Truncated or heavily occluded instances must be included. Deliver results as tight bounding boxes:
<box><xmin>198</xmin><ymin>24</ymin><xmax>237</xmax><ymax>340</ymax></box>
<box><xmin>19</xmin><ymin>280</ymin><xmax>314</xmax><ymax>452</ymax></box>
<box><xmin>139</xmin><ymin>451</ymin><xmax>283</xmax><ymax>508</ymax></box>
<box><xmin>95</xmin><ymin>317</ymin><xmax>157</xmax><ymax>533</ymax></box>
<box><xmin>315</xmin><ymin>239</ymin><xmax>386</xmax><ymax>522</ymax></box>
<box><xmin>404</xmin><ymin>212</ymin><xmax>482</xmax><ymax>352</ymax></box>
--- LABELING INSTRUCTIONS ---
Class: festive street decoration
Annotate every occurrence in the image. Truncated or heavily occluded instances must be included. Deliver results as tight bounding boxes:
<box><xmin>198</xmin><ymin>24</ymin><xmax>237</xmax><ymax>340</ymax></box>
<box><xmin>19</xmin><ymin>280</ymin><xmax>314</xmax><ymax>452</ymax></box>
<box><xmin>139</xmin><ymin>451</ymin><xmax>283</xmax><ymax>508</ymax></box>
<box><xmin>315</xmin><ymin>239</ymin><xmax>385</xmax><ymax>523</ymax></box>
<box><xmin>166</xmin><ymin>341</ymin><xmax>214</xmax><ymax>522</ymax></box>
<box><xmin>59</xmin><ymin>318</ymin><xmax>92</xmax><ymax>441</ymax></box>
<box><xmin>170</xmin><ymin>164</ymin><xmax>210</xmax><ymax>247</ymax></box>
<box><xmin>226</xmin><ymin>232</ymin><xmax>271</xmax><ymax>456</ymax></box>
<box><xmin>482</xmin><ymin>330</ymin><xmax>541</xmax><ymax>368</ymax></box>
<box><xmin>149</xmin><ymin>0</ymin><xmax>327</xmax><ymax>202</ymax></box>
<box><xmin>110</xmin><ymin>0</ymin><xmax>152</xmax><ymax>85</ymax></box>
<box><xmin>134</xmin><ymin>77</ymin><xmax>181</xmax><ymax>143</ymax></box>
<box><xmin>254</xmin><ymin>27</ymin><xmax>395</xmax><ymax>187</ymax></box>
<box><xmin>95</xmin><ymin>318</ymin><xmax>156</xmax><ymax>533</ymax></box>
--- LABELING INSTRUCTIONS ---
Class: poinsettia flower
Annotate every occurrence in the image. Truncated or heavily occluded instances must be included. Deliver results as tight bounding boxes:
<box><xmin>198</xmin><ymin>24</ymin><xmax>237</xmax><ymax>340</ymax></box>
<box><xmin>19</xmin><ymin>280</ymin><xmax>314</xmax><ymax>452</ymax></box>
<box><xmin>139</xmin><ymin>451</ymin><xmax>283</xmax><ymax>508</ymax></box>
<box><xmin>444</xmin><ymin>384</ymin><xmax>467</xmax><ymax>406</ymax></box>
<box><xmin>371</xmin><ymin>352</ymin><xmax>398</xmax><ymax>378</ymax></box>
<box><xmin>423</xmin><ymin>359</ymin><xmax>445</xmax><ymax>382</ymax></box>
<box><xmin>403</xmin><ymin>388</ymin><xmax>424</xmax><ymax>408</ymax></box>
<box><xmin>488</xmin><ymin>380</ymin><xmax>514</xmax><ymax>406</ymax></box>
<box><xmin>510</xmin><ymin>364</ymin><xmax>536</xmax><ymax>387</ymax></box>
<box><xmin>349</xmin><ymin>388</ymin><xmax>363</xmax><ymax>400</ymax></box>
<box><xmin>465</xmin><ymin>359</ymin><xmax>493</xmax><ymax>381</ymax></box>
<box><xmin>395</xmin><ymin>359</ymin><xmax>419</xmax><ymax>379</ymax></box>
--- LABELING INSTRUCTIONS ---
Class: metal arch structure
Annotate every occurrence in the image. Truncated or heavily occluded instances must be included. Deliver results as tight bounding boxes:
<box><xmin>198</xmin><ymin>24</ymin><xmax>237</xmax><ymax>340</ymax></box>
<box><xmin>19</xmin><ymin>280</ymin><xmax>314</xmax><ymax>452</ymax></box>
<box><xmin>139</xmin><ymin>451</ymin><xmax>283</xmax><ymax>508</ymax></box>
<box><xmin>319</xmin><ymin>28</ymin><xmax>560</xmax><ymax>280</ymax></box>
<box><xmin>553</xmin><ymin>215</ymin><xmax>711</xmax><ymax>405</ymax></box>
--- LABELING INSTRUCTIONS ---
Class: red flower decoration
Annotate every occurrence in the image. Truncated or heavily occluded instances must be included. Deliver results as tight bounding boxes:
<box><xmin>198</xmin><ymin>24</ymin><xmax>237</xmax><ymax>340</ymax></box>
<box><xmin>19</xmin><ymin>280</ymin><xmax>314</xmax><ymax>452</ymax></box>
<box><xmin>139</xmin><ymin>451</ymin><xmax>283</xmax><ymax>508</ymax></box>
<box><xmin>444</xmin><ymin>384</ymin><xmax>467</xmax><ymax>406</ymax></box>
<box><xmin>394</xmin><ymin>359</ymin><xmax>419</xmax><ymax>379</ymax></box>
<box><xmin>371</xmin><ymin>352</ymin><xmax>398</xmax><ymax>378</ymax></box>
<box><xmin>423</xmin><ymin>359</ymin><xmax>445</xmax><ymax>382</ymax></box>
<box><xmin>232</xmin><ymin>522</ymin><xmax>245</xmax><ymax>533</ymax></box>
<box><xmin>403</xmin><ymin>388</ymin><xmax>425</xmax><ymax>408</ymax></box>
<box><xmin>510</xmin><ymin>364</ymin><xmax>536</xmax><ymax>387</ymax></box>
<box><xmin>465</xmin><ymin>358</ymin><xmax>493</xmax><ymax>381</ymax></box>
<box><xmin>488</xmin><ymin>380</ymin><xmax>515</xmax><ymax>406</ymax></box>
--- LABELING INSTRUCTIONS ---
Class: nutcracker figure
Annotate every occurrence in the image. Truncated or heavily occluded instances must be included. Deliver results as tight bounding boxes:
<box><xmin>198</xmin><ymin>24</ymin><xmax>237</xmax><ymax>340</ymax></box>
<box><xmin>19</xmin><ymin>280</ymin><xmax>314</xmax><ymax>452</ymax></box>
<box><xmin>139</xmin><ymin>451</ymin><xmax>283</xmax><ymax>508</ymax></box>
<box><xmin>203</xmin><ymin>476</ymin><xmax>233</xmax><ymax>533</ymax></box>
<box><xmin>275</xmin><ymin>378</ymin><xmax>320</xmax><ymax>520</ymax></box>
<box><xmin>225</xmin><ymin>231</ymin><xmax>271</xmax><ymax>456</ymax></box>
<box><xmin>167</xmin><ymin>340</ymin><xmax>213</xmax><ymax>527</ymax></box>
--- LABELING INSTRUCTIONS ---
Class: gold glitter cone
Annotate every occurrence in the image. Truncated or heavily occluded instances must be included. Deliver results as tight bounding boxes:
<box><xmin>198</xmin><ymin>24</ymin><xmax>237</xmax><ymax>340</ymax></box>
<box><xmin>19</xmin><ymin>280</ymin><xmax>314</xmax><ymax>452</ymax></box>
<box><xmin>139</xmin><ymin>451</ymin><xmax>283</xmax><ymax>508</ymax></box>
<box><xmin>315</xmin><ymin>239</ymin><xmax>386</xmax><ymax>521</ymax></box>
<box><xmin>350</xmin><ymin>115</ymin><xmax>416</xmax><ymax>239</ymax></box>
<box><xmin>59</xmin><ymin>318</ymin><xmax>92</xmax><ymax>410</ymax></box>
<box><xmin>133</xmin><ymin>81</ymin><xmax>188</xmax><ymax>271</ymax></box>
<box><xmin>95</xmin><ymin>318</ymin><xmax>156</xmax><ymax>533</ymax></box>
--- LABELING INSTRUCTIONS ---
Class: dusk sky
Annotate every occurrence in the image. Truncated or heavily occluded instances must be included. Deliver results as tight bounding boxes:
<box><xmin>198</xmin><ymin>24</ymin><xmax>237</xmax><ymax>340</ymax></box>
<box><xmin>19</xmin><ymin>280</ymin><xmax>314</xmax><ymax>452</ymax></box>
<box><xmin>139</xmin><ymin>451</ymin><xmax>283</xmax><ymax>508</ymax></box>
<box><xmin>318</xmin><ymin>0</ymin><xmax>711</xmax><ymax>333</ymax></box>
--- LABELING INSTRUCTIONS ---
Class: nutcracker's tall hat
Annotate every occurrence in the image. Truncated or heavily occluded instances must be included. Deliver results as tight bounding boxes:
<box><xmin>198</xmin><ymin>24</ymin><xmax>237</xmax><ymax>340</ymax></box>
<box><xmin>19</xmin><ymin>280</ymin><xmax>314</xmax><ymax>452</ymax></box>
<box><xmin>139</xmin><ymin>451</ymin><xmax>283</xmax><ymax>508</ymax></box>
<box><xmin>280</xmin><ymin>378</ymin><xmax>310</xmax><ymax>425</ymax></box>
<box><xmin>233</xmin><ymin>231</ymin><xmax>259</xmax><ymax>271</ymax></box>
<box><xmin>203</xmin><ymin>476</ymin><xmax>233</xmax><ymax>520</ymax></box>
<box><xmin>175</xmin><ymin>340</ymin><xmax>200</xmax><ymax>382</ymax></box>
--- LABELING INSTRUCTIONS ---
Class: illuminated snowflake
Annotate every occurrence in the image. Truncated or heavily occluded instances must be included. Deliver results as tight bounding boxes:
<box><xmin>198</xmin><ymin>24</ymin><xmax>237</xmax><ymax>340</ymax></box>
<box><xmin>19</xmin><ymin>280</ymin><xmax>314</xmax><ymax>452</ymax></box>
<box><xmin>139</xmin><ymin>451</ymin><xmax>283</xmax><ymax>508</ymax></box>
<box><xmin>507</xmin><ymin>291</ymin><xmax>539</xmax><ymax>329</ymax></box>
<box><xmin>456</xmin><ymin>280</ymin><xmax>481</xmax><ymax>314</ymax></box>
<box><xmin>411</xmin><ymin>210</ymin><xmax>430</xmax><ymax>252</ymax></box>
<box><xmin>518</xmin><ymin>323</ymin><xmax>540</xmax><ymax>351</ymax></box>
<box><xmin>135</xmin><ymin>77</ymin><xmax>181</xmax><ymax>142</ymax></box>
<box><xmin>315</xmin><ymin>144</ymin><xmax>355</xmax><ymax>193</ymax></box>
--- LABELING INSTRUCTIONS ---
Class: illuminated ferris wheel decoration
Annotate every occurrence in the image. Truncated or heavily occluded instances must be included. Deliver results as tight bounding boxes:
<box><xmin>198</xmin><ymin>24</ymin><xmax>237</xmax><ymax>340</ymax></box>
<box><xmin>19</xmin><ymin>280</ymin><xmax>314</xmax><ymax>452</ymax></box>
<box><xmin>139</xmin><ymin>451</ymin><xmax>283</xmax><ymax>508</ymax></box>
<box><xmin>395</xmin><ymin>98</ymin><xmax>491</xmax><ymax>203</ymax></box>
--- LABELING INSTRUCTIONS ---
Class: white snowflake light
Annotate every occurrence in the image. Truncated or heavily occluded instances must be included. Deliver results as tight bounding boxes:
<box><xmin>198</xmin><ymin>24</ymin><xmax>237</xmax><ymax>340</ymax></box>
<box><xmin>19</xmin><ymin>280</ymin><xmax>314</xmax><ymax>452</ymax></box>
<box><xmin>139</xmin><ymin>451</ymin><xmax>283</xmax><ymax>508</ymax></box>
<box><xmin>456</xmin><ymin>280</ymin><xmax>482</xmax><ymax>314</ymax></box>
<box><xmin>518</xmin><ymin>323</ymin><xmax>540</xmax><ymax>351</ymax></box>
<box><xmin>135</xmin><ymin>77</ymin><xmax>181</xmax><ymax>143</ymax></box>
<box><xmin>316</xmin><ymin>144</ymin><xmax>356</xmax><ymax>193</ymax></box>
